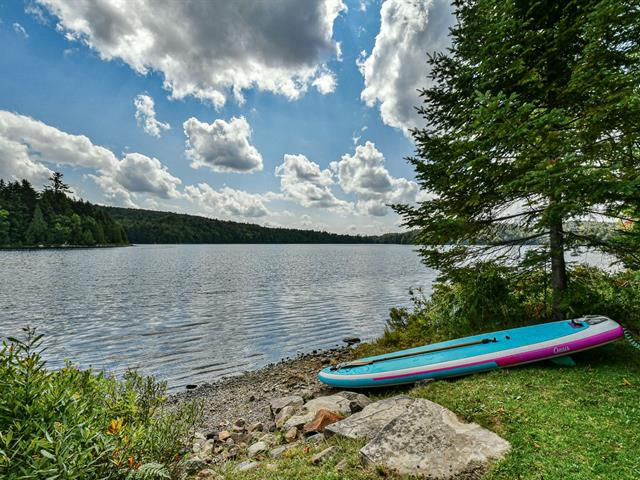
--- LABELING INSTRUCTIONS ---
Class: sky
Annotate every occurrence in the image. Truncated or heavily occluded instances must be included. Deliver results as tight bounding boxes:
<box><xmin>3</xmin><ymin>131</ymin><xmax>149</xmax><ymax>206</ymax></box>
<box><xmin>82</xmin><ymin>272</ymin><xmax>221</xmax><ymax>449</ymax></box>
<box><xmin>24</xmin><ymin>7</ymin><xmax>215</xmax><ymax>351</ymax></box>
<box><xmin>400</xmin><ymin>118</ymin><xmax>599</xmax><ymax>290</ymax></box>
<box><xmin>0</xmin><ymin>0</ymin><xmax>454</xmax><ymax>234</ymax></box>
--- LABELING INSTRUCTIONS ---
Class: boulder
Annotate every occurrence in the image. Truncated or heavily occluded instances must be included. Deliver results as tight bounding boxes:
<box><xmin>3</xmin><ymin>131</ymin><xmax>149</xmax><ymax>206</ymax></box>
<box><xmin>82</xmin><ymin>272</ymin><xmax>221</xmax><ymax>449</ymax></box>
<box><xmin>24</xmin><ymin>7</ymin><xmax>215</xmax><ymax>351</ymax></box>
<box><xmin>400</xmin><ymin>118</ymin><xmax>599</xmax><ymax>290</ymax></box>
<box><xmin>303</xmin><ymin>409</ymin><xmax>344</xmax><ymax>434</ymax></box>
<box><xmin>325</xmin><ymin>395</ymin><xmax>415</xmax><ymax>440</ymax></box>
<box><xmin>270</xmin><ymin>395</ymin><xmax>304</xmax><ymax>416</ymax></box>
<box><xmin>360</xmin><ymin>398</ymin><xmax>511</xmax><ymax>479</ymax></box>
<box><xmin>218</xmin><ymin>430</ymin><xmax>232</xmax><ymax>442</ymax></box>
<box><xmin>284</xmin><ymin>395</ymin><xmax>352</xmax><ymax>430</ymax></box>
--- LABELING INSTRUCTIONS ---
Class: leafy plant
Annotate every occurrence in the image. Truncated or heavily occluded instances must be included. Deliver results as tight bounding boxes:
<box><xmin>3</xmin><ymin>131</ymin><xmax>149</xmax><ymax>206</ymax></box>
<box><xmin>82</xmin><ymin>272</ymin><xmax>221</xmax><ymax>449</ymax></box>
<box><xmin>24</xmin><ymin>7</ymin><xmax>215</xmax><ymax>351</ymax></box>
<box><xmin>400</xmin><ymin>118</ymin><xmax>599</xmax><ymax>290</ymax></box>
<box><xmin>382</xmin><ymin>263</ymin><xmax>640</xmax><ymax>346</ymax></box>
<box><xmin>0</xmin><ymin>328</ymin><xmax>201</xmax><ymax>479</ymax></box>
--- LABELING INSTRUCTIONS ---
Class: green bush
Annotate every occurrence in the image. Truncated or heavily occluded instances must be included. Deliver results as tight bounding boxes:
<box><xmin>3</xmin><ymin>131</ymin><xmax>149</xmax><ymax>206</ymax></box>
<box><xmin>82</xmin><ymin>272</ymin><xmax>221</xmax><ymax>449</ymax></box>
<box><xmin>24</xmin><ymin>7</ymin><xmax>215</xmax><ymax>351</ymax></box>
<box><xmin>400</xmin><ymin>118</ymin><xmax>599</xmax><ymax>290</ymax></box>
<box><xmin>0</xmin><ymin>328</ymin><xmax>201</xmax><ymax>479</ymax></box>
<box><xmin>382</xmin><ymin>263</ymin><xmax>640</xmax><ymax>347</ymax></box>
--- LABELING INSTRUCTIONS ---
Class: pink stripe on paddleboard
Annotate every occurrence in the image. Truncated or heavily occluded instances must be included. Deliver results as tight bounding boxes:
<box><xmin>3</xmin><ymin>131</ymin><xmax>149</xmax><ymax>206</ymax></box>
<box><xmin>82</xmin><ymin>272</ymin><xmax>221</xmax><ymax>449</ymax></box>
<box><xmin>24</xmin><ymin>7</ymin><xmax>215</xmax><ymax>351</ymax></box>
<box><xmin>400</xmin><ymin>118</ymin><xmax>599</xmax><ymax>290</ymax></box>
<box><xmin>495</xmin><ymin>326</ymin><xmax>623</xmax><ymax>367</ymax></box>
<box><xmin>373</xmin><ymin>326</ymin><xmax>623</xmax><ymax>382</ymax></box>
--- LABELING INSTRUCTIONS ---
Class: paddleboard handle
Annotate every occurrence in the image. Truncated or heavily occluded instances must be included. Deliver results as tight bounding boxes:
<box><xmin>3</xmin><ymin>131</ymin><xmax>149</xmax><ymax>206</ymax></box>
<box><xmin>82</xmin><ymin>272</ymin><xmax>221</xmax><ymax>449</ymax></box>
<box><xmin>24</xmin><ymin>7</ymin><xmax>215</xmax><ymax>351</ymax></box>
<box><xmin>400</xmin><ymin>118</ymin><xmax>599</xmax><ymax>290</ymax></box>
<box><xmin>332</xmin><ymin>336</ymin><xmax>498</xmax><ymax>371</ymax></box>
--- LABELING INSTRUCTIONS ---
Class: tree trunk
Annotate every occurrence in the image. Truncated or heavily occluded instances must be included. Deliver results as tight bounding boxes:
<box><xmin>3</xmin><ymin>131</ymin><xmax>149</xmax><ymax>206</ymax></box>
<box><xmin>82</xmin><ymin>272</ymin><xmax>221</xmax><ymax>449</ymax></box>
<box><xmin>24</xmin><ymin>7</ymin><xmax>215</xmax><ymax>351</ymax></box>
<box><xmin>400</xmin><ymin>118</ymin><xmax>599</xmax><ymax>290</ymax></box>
<box><xmin>549</xmin><ymin>219</ymin><xmax>567</xmax><ymax>320</ymax></box>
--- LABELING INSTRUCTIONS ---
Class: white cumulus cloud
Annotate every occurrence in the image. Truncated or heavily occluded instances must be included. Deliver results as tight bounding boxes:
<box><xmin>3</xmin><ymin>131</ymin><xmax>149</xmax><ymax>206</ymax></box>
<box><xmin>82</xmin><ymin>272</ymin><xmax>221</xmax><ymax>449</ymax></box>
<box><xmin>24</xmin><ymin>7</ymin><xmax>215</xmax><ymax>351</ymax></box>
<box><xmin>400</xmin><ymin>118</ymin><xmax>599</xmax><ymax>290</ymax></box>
<box><xmin>185</xmin><ymin>183</ymin><xmax>269</xmax><ymax>218</ymax></box>
<box><xmin>0</xmin><ymin>110</ymin><xmax>180</xmax><ymax>207</ymax></box>
<box><xmin>332</xmin><ymin>141</ymin><xmax>420</xmax><ymax>216</ymax></box>
<box><xmin>133</xmin><ymin>94</ymin><xmax>170</xmax><ymax>138</ymax></box>
<box><xmin>275</xmin><ymin>154</ymin><xmax>351</xmax><ymax>211</ymax></box>
<box><xmin>359</xmin><ymin>0</ymin><xmax>453</xmax><ymax>135</ymax></box>
<box><xmin>113</xmin><ymin>153</ymin><xmax>181</xmax><ymax>199</ymax></box>
<box><xmin>312</xmin><ymin>70</ymin><xmax>337</xmax><ymax>94</ymax></box>
<box><xmin>37</xmin><ymin>0</ymin><xmax>346</xmax><ymax>108</ymax></box>
<box><xmin>184</xmin><ymin>116</ymin><xmax>263</xmax><ymax>174</ymax></box>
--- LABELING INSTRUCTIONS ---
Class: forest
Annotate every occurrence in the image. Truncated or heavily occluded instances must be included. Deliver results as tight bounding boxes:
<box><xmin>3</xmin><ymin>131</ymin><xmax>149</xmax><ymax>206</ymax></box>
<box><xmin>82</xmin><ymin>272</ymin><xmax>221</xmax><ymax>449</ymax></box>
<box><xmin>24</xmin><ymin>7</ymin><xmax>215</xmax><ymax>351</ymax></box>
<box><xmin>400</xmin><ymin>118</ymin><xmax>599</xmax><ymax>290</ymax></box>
<box><xmin>0</xmin><ymin>174</ymin><xmax>619</xmax><ymax>248</ymax></box>
<box><xmin>102</xmin><ymin>206</ymin><xmax>406</xmax><ymax>244</ymax></box>
<box><xmin>0</xmin><ymin>174</ymin><xmax>128</xmax><ymax>247</ymax></box>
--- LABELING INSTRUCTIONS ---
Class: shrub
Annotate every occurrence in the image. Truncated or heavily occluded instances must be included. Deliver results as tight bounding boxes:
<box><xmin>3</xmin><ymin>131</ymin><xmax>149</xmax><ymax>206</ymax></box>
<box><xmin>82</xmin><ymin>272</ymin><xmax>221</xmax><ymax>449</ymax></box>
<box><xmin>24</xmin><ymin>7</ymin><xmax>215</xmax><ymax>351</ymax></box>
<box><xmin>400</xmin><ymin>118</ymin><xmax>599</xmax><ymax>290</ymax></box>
<box><xmin>0</xmin><ymin>328</ymin><xmax>201</xmax><ymax>479</ymax></box>
<box><xmin>382</xmin><ymin>263</ymin><xmax>640</xmax><ymax>346</ymax></box>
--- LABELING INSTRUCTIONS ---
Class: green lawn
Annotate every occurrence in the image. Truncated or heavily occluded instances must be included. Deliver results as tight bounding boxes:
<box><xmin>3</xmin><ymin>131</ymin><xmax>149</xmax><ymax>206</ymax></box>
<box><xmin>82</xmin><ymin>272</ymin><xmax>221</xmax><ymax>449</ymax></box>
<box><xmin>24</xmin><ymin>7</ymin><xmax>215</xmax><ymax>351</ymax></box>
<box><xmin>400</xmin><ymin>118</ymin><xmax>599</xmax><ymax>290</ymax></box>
<box><xmin>211</xmin><ymin>342</ymin><xmax>640</xmax><ymax>480</ymax></box>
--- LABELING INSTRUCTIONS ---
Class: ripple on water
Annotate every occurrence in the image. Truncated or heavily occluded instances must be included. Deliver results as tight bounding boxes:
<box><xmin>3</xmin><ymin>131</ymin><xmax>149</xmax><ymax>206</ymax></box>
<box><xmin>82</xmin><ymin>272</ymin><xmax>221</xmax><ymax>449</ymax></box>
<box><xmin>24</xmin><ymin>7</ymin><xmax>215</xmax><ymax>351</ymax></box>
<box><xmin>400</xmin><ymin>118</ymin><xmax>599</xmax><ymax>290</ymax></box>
<box><xmin>0</xmin><ymin>244</ymin><xmax>438</xmax><ymax>390</ymax></box>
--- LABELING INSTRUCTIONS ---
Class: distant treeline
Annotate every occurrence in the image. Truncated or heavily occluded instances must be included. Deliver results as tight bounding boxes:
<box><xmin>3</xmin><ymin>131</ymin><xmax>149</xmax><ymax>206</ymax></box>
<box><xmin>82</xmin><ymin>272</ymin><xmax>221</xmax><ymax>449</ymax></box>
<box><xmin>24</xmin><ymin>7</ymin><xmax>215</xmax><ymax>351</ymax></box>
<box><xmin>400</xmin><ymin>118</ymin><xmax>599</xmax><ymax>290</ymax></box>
<box><xmin>0</xmin><ymin>175</ymin><xmax>615</xmax><ymax>248</ymax></box>
<box><xmin>0</xmin><ymin>176</ymin><xmax>127</xmax><ymax>247</ymax></box>
<box><xmin>102</xmin><ymin>206</ymin><xmax>414</xmax><ymax>244</ymax></box>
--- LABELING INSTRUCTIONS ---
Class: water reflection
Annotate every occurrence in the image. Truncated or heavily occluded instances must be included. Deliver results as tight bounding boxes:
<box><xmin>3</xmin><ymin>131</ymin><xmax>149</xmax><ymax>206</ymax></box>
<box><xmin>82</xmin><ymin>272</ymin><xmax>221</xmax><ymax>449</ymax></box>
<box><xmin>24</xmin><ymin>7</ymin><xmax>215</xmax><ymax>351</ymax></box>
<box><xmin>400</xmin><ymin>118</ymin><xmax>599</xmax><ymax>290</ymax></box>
<box><xmin>0</xmin><ymin>244</ymin><xmax>435</xmax><ymax>390</ymax></box>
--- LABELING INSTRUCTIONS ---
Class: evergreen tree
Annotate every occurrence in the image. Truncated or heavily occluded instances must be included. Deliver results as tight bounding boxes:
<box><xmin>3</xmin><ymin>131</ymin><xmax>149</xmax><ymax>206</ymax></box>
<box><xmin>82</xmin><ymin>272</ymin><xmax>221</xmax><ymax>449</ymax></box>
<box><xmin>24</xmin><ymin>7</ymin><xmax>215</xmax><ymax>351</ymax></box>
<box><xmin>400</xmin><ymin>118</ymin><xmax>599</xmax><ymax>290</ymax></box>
<box><xmin>396</xmin><ymin>0</ymin><xmax>640</xmax><ymax>319</ymax></box>
<box><xmin>0</xmin><ymin>209</ymin><xmax>9</xmax><ymax>244</ymax></box>
<box><xmin>47</xmin><ymin>172</ymin><xmax>70</xmax><ymax>195</ymax></box>
<box><xmin>25</xmin><ymin>204</ymin><xmax>48</xmax><ymax>245</ymax></box>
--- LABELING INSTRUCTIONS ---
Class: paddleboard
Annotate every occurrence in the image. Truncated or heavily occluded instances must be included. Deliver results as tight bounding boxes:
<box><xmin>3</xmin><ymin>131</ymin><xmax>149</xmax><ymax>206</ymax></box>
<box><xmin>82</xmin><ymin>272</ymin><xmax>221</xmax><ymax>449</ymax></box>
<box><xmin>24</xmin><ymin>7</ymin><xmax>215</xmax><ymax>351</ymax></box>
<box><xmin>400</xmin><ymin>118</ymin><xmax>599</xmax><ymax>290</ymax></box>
<box><xmin>318</xmin><ymin>315</ymin><xmax>623</xmax><ymax>388</ymax></box>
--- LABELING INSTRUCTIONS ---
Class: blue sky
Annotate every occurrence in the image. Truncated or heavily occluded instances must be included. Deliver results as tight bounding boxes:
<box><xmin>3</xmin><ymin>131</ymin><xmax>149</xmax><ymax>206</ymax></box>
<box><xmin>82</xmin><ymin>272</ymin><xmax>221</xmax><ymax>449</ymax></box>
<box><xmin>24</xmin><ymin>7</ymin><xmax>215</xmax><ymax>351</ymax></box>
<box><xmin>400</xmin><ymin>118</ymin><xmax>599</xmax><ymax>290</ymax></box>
<box><xmin>0</xmin><ymin>0</ymin><xmax>453</xmax><ymax>234</ymax></box>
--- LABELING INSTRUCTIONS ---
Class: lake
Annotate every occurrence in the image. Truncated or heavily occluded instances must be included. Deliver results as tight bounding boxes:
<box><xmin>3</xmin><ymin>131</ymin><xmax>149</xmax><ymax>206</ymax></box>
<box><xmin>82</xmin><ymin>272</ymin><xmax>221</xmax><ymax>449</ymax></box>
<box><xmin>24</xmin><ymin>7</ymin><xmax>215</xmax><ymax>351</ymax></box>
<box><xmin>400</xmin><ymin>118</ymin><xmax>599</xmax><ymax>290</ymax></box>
<box><xmin>0</xmin><ymin>244</ymin><xmax>614</xmax><ymax>390</ymax></box>
<box><xmin>0</xmin><ymin>244</ymin><xmax>437</xmax><ymax>390</ymax></box>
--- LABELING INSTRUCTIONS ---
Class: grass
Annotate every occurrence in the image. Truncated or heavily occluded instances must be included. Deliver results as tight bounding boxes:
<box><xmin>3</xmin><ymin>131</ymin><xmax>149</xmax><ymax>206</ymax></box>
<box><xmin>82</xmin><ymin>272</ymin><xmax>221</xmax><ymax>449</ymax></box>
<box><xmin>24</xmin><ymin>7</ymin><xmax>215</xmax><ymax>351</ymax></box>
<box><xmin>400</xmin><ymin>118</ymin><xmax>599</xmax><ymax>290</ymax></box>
<box><xmin>206</xmin><ymin>342</ymin><xmax>640</xmax><ymax>480</ymax></box>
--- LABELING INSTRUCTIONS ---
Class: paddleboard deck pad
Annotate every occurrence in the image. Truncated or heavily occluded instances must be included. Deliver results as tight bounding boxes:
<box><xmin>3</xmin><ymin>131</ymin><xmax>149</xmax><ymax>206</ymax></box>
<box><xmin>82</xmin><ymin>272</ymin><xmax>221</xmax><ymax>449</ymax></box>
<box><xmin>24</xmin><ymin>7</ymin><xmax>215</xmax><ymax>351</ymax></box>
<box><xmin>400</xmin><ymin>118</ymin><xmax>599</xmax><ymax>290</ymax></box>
<box><xmin>318</xmin><ymin>316</ymin><xmax>623</xmax><ymax>388</ymax></box>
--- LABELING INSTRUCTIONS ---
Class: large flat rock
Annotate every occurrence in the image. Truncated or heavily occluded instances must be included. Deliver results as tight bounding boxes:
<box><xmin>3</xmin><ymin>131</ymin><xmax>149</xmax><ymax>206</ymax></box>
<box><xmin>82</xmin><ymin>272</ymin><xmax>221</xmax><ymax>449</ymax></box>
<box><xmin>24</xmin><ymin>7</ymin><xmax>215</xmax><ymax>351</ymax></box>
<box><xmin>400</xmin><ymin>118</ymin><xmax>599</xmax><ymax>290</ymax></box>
<box><xmin>360</xmin><ymin>398</ymin><xmax>511</xmax><ymax>479</ymax></box>
<box><xmin>325</xmin><ymin>395</ymin><xmax>415</xmax><ymax>439</ymax></box>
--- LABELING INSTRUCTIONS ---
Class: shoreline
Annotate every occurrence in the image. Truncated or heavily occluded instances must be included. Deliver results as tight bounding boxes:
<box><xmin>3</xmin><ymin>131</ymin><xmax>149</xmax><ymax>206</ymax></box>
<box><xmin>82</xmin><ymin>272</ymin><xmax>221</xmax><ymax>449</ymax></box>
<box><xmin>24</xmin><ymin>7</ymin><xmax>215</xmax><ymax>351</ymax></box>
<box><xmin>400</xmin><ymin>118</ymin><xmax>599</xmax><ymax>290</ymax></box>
<box><xmin>0</xmin><ymin>243</ymin><xmax>132</xmax><ymax>250</ymax></box>
<box><xmin>169</xmin><ymin>345</ymin><xmax>358</xmax><ymax>433</ymax></box>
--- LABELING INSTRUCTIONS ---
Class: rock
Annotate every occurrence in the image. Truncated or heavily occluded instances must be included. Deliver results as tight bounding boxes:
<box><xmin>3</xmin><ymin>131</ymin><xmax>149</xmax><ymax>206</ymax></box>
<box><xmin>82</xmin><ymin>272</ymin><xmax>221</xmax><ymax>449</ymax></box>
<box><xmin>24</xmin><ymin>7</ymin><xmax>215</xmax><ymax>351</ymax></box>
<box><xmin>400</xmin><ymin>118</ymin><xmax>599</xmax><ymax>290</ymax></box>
<box><xmin>225</xmin><ymin>437</ymin><xmax>234</xmax><ymax>446</ymax></box>
<box><xmin>334</xmin><ymin>391</ymin><xmax>371</xmax><ymax>413</ymax></box>
<box><xmin>284</xmin><ymin>395</ymin><xmax>352</xmax><ymax>430</ymax></box>
<box><xmin>258</xmin><ymin>433</ymin><xmax>278</xmax><ymax>446</ymax></box>
<box><xmin>359</xmin><ymin>398</ymin><xmax>511</xmax><ymax>479</ymax></box>
<box><xmin>285</xmin><ymin>427</ymin><xmax>299</xmax><ymax>443</ymax></box>
<box><xmin>248</xmin><ymin>394</ymin><xmax>256</xmax><ymax>402</ymax></box>
<box><xmin>298</xmin><ymin>389</ymin><xmax>314</xmax><ymax>401</ymax></box>
<box><xmin>270</xmin><ymin>443</ymin><xmax>297</xmax><ymax>458</ymax></box>
<box><xmin>186</xmin><ymin>384</ymin><xmax>198</xmax><ymax>390</ymax></box>
<box><xmin>335</xmin><ymin>458</ymin><xmax>348</xmax><ymax>472</ymax></box>
<box><xmin>223</xmin><ymin>446</ymin><xmax>239</xmax><ymax>460</ymax></box>
<box><xmin>305</xmin><ymin>433</ymin><xmax>325</xmax><ymax>444</ymax></box>
<box><xmin>235</xmin><ymin>461</ymin><xmax>259</xmax><ymax>472</ymax></box>
<box><xmin>303</xmin><ymin>409</ymin><xmax>344</xmax><ymax>434</ymax></box>
<box><xmin>231</xmin><ymin>432</ymin><xmax>251</xmax><ymax>444</ymax></box>
<box><xmin>248</xmin><ymin>441</ymin><xmax>268</xmax><ymax>458</ymax></box>
<box><xmin>205</xmin><ymin>430</ymin><xmax>218</xmax><ymax>440</ymax></box>
<box><xmin>194</xmin><ymin>468</ymin><xmax>221</xmax><ymax>480</ymax></box>
<box><xmin>193</xmin><ymin>432</ymin><xmax>206</xmax><ymax>442</ymax></box>
<box><xmin>218</xmin><ymin>430</ymin><xmax>232</xmax><ymax>442</ymax></box>
<box><xmin>182</xmin><ymin>458</ymin><xmax>207</xmax><ymax>475</ymax></box>
<box><xmin>270</xmin><ymin>395</ymin><xmax>304</xmax><ymax>416</ymax></box>
<box><xmin>265</xmin><ymin>463</ymin><xmax>278</xmax><ymax>471</ymax></box>
<box><xmin>201</xmin><ymin>439</ymin><xmax>215</xmax><ymax>455</ymax></box>
<box><xmin>275</xmin><ymin>405</ymin><xmax>297</xmax><ymax>428</ymax></box>
<box><xmin>342</xmin><ymin>336</ymin><xmax>361</xmax><ymax>346</ymax></box>
<box><xmin>325</xmin><ymin>395</ymin><xmax>415</xmax><ymax>440</ymax></box>
<box><xmin>311</xmin><ymin>446</ymin><xmax>337</xmax><ymax>465</ymax></box>
<box><xmin>192</xmin><ymin>442</ymin><xmax>202</xmax><ymax>454</ymax></box>
<box><xmin>249</xmin><ymin>422</ymin><xmax>264</xmax><ymax>432</ymax></box>
<box><xmin>234</xmin><ymin>418</ymin><xmax>246</xmax><ymax>428</ymax></box>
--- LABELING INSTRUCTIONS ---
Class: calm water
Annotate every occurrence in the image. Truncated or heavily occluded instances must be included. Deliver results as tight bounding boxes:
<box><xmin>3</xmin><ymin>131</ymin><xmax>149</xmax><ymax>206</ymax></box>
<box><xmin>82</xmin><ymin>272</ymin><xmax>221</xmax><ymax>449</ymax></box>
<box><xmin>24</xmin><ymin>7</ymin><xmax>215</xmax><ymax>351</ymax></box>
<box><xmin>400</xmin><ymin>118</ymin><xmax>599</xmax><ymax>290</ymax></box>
<box><xmin>0</xmin><ymin>244</ymin><xmax>436</xmax><ymax>390</ymax></box>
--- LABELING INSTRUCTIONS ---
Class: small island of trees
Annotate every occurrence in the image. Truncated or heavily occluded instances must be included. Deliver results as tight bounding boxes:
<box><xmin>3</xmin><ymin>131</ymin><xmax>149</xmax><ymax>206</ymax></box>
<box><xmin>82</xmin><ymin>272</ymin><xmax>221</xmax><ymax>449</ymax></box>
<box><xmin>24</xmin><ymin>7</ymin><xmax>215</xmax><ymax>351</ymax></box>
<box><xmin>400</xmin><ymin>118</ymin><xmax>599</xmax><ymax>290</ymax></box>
<box><xmin>0</xmin><ymin>173</ymin><xmax>128</xmax><ymax>247</ymax></box>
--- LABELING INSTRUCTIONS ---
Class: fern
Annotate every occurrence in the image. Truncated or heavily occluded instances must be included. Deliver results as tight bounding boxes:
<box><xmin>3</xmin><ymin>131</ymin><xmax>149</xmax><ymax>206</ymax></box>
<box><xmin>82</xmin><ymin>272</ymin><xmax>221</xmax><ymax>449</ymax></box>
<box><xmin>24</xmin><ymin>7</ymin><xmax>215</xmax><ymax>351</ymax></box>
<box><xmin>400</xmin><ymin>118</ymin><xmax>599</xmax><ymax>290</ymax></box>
<box><xmin>126</xmin><ymin>462</ymin><xmax>171</xmax><ymax>480</ymax></box>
